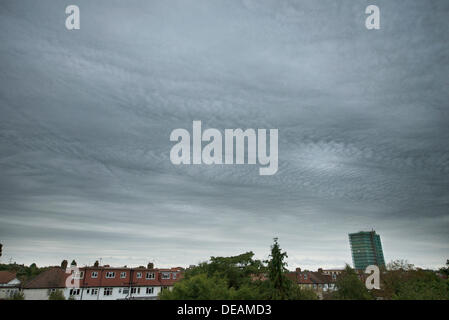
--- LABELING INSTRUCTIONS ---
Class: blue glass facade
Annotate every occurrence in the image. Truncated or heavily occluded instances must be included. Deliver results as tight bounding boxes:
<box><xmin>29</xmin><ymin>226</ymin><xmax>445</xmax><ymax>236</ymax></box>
<box><xmin>349</xmin><ymin>230</ymin><xmax>385</xmax><ymax>270</ymax></box>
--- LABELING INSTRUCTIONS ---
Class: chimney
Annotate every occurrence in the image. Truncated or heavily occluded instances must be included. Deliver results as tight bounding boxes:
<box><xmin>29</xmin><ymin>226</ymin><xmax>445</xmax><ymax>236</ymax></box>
<box><xmin>147</xmin><ymin>262</ymin><xmax>154</xmax><ymax>269</ymax></box>
<box><xmin>318</xmin><ymin>268</ymin><xmax>323</xmax><ymax>273</ymax></box>
<box><xmin>61</xmin><ymin>260</ymin><xmax>68</xmax><ymax>270</ymax></box>
<box><xmin>296</xmin><ymin>267</ymin><xmax>301</xmax><ymax>273</ymax></box>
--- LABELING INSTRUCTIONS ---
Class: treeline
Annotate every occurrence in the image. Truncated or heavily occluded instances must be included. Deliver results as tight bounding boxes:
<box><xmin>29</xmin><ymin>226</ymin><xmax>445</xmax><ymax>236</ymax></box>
<box><xmin>160</xmin><ymin>239</ymin><xmax>449</xmax><ymax>300</ymax></box>
<box><xmin>0</xmin><ymin>262</ymin><xmax>50</xmax><ymax>283</ymax></box>
<box><xmin>325</xmin><ymin>260</ymin><xmax>449</xmax><ymax>300</ymax></box>
<box><xmin>160</xmin><ymin>238</ymin><xmax>317</xmax><ymax>300</ymax></box>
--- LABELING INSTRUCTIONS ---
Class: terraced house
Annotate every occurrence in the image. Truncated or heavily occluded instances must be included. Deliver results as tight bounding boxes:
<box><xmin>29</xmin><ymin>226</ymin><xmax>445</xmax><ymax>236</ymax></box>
<box><xmin>287</xmin><ymin>268</ymin><xmax>338</xmax><ymax>299</ymax></box>
<box><xmin>22</xmin><ymin>264</ymin><xmax>183</xmax><ymax>300</ymax></box>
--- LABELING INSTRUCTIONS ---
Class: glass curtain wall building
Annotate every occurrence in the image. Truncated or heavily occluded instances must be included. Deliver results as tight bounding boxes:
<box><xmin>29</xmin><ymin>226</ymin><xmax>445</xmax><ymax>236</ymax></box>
<box><xmin>349</xmin><ymin>230</ymin><xmax>385</xmax><ymax>270</ymax></box>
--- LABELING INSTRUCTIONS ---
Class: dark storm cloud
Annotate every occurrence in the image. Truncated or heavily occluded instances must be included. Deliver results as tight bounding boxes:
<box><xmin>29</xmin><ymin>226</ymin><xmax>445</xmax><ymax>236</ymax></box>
<box><xmin>0</xmin><ymin>0</ymin><xmax>448</xmax><ymax>269</ymax></box>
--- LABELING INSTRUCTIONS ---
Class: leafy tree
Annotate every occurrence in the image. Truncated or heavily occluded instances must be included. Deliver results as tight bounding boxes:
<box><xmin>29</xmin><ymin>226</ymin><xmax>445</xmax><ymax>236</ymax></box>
<box><xmin>0</xmin><ymin>262</ymin><xmax>49</xmax><ymax>283</ymax></box>
<box><xmin>390</xmin><ymin>270</ymin><xmax>449</xmax><ymax>300</ymax></box>
<box><xmin>160</xmin><ymin>274</ymin><xmax>232</xmax><ymax>300</ymax></box>
<box><xmin>187</xmin><ymin>251</ymin><xmax>265</xmax><ymax>290</ymax></box>
<box><xmin>387</xmin><ymin>259</ymin><xmax>414</xmax><ymax>271</ymax></box>
<box><xmin>439</xmin><ymin>259</ymin><xmax>449</xmax><ymax>277</ymax></box>
<box><xmin>70</xmin><ymin>260</ymin><xmax>77</xmax><ymax>267</ymax></box>
<box><xmin>48</xmin><ymin>289</ymin><xmax>66</xmax><ymax>300</ymax></box>
<box><xmin>160</xmin><ymin>238</ymin><xmax>317</xmax><ymax>300</ymax></box>
<box><xmin>61</xmin><ymin>260</ymin><xmax>68</xmax><ymax>269</ymax></box>
<box><xmin>332</xmin><ymin>265</ymin><xmax>373</xmax><ymax>300</ymax></box>
<box><xmin>379</xmin><ymin>260</ymin><xmax>449</xmax><ymax>300</ymax></box>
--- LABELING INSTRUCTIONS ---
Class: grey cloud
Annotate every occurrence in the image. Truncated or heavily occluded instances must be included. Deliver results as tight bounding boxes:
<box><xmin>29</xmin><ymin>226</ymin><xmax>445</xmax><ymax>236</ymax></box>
<box><xmin>0</xmin><ymin>0</ymin><xmax>448</xmax><ymax>270</ymax></box>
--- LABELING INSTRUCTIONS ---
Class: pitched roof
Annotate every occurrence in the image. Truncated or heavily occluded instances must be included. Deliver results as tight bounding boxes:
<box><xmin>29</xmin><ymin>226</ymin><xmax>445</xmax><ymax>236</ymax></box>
<box><xmin>0</xmin><ymin>271</ymin><xmax>17</xmax><ymax>284</ymax></box>
<box><xmin>287</xmin><ymin>271</ymin><xmax>335</xmax><ymax>285</ymax></box>
<box><xmin>24</xmin><ymin>268</ymin><xmax>69</xmax><ymax>289</ymax></box>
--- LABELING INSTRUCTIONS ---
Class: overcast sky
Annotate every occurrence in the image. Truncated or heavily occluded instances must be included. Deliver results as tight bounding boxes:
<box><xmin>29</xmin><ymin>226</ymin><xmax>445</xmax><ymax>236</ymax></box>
<box><xmin>0</xmin><ymin>0</ymin><xmax>448</xmax><ymax>270</ymax></box>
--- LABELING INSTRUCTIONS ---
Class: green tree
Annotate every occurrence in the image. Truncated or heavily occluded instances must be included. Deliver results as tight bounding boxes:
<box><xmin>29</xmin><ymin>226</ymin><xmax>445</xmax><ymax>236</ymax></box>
<box><xmin>333</xmin><ymin>265</ymin><xmax>373</xmax><ymax>300</ymax></box>
<box><xmin>187</xmin><ymin>251</ymin><xmax>265</xmax><ymax>290</ymax></box>
<box><xmin>379</xmin><ymin>260</ymin><xmax>449</xmax><ymax>300</ymax></box>
<box><xmin>265</xmin><ymin>238</ymin><xmax>290</xmax><ymax>299</ymax></box>
<box><xmin>48</xmin><ymin>289</ymin><xmax>66</xmax><ymax>300</ymax></box>
<box><xmin>387</xmin><ymin>259</ymin><xmax>414</xmax><ymax>271</ymax></box>
<box><xmin>160</xmin><ymin>239</ymin><xmax>317</xmax><ymax>300</ymax></box>
<box><xmin>391</xmin><ymin>270</ymin><xmax>449</xmax><ymax>300</ymax></box>
<box><xmin>439</xmin><ymin>259</ymin><xmax>449</xmax><ymax>277</ymax></box>
<box><xmin>0</xmin><ymin>262</ymin><xmax>49</xmax><ymax>283</ymax></box>
<box><xmin>160</xmin><ymin>274</ymin><xmax>232</xmax><ymax>300</ymax></box>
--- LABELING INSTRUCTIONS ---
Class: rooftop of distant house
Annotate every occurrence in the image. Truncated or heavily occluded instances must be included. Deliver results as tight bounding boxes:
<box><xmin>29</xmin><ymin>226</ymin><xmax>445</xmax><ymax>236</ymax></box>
<box><xmin>0</xmin><ymin>271</ymin><xmax>18</xmax><ymax>284</ymax></box>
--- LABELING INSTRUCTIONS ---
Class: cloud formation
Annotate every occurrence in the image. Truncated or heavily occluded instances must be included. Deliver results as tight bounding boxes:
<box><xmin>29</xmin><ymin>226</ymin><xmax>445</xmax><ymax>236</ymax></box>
<box><xmin>0</xmin><ymin>0</ymin><xmax>448</xmax><ymax>269</ymax></box>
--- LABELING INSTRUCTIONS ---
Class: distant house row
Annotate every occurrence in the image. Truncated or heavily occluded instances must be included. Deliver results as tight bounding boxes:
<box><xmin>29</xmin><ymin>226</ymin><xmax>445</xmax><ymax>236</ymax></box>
<box><xmin>1</xmin><ymin>265</ymin><xmax>359</xmax><ymax>300</ymax></box>
<box><xmin>0</xmin><ymin>264</ymin><xmax>184</xmax><ymax>300</ymax></box>
<box><xmin>287</xmin><ymin>268</ymin><xmax>341</xmax><ymax>298</ymax></box>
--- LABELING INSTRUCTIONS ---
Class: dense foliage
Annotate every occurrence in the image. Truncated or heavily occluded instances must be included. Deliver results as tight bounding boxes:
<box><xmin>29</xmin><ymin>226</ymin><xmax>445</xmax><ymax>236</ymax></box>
<box><xmin>329</xmin><ymin>265</ymin><xmax>373</xmax><ymax>300</ymax></box>
<box><xmin>378</xmin><ymin>260</ymin><xmax>449</xmax><ymax>300</ymax></box>
<box><xmin>0</xmin><ymin>262</ymin><xmax>49</xmax><ymax>283</ymax></box>
<box><xmin>160</xmin><ymin>239</ymin><xmax>317</xmax><ymax>300</ymax></box>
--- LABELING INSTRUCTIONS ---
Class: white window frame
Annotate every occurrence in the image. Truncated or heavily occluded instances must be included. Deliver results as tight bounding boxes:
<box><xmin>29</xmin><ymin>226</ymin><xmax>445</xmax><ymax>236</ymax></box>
<box><xmin>91</xmin><ymin>271</ymin><xmax>98</xmax><ymax>278</ymax></box>
<box><xmin>131</xmin><ymin>287</ymin><xmax>141</xmax><ymax>294</ymax></box>
<box><xmin>103</xmin><ymin>287</ymin><xmax>113</xmax><ymax>296</ymax></box>
<box><xmin>70</xmin><ymin>288</ymin><xmax>80</xmax><ymax>296</ymax></box>
<box><xmin>136</xmin><ymin>272</ymin><xmax>142</xmax><ymax>278</ymax></box>
<box><xmin>105</xmin><ymin>271</ymin><xmax>115</xmax><ymax>278</ymax></box>
<box><xmin>161</xmin><ymin>272</ymin><xmax>170</xmax><ymax>279</ymax></box>
<box><xmin>146</xmin><ymin>287</ymin><xmax>154</xmax><ymax>294</ymax></box>
<box><xmin>146</xmin><ymin>272</ymin><xmax>155</xmax><ymax>280</ymax></box>
<box><xmin>120</xmin><ymin>271</ymin><xmax>127</xmax><ymax>278</ymax></box>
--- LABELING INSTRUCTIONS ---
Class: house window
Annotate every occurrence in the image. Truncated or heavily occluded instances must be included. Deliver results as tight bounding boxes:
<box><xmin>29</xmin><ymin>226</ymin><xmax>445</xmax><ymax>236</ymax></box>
<box><xmin>146</xmin><ymin>287</ymin><xmax>154</xmax><ymax>294</ymax></box>
<box><xmin>303</xmin><ymin>274</ymin><xmax>307</xmax><ymax>280</ymax></box>
<box><xmin>131</xmin><ymin>287</ymin><xmax>141</xmax><ymax>294</ymax></box>
<box><xmin>123</xmin><ymin>288</ymin><xmax>129</xmax><ymax>294</ymax></box>
<box><xmin>136</xmin><ymin>272</ymin><xmax>142</xmax><ymax>278</ymax></box>
<box><xmin>91</xmin><ymin>271</ymin><xmax>98</xmax><ymax>278</ymax></box>
<box><xmin>69</xmin><ymin>288</ymin><xmax>80</xmax><ymax>296</ymax></box>
<box><xmin>104</xmin><ymin>288</ymin><xmax>113</xmax><ymax>296</ymax></box>
<box><xmin>161</xmin><ymin>272</ymin><xmax>170</xmax><ymax>279</ymax></box>
<box><xmin>173</xmin><ymin>273</ymin><xmax>177</xmax><ymax>279</ymax></box>
<box><xmin>105</xmin><ymin>272</ymin><xmax>115</xmax><ymax>278</ymax></box>
<box><xmin>120</xmin><ymin>272</ymin><xmax>127</xmax><ymax>278</ymax></box>
<box><xmin>49</xmin><ymin>289</ymin><xmax>56</xmax><ymax>293</ymax></box>
<box><xmin>146</xmin><ymin>272</ymin><xmax>155</xmax><ymax>280</ymax></box>
<box><xmin>91</xmin><ymin>288</ymin><xmax>98</xmax><ymax>295</ymax></box>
